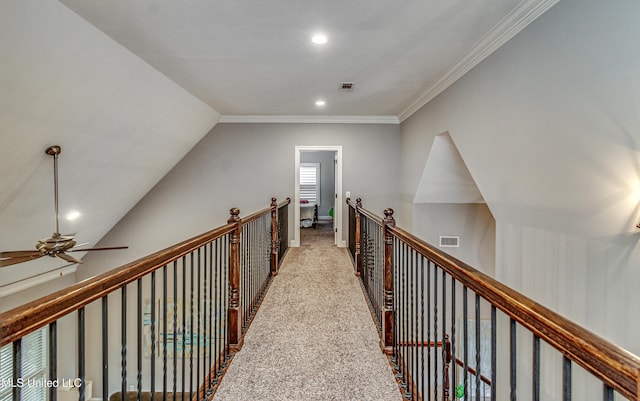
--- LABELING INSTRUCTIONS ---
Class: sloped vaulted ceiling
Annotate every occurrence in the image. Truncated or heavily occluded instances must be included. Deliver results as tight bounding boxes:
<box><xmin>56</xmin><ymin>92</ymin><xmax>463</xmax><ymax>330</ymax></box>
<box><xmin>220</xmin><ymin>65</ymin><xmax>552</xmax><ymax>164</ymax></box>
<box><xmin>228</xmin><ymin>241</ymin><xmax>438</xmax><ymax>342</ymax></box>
<box><xmin>0</xmin><ymin>0</ymin><xmax>220</xmax><ymax>288</ymax></box>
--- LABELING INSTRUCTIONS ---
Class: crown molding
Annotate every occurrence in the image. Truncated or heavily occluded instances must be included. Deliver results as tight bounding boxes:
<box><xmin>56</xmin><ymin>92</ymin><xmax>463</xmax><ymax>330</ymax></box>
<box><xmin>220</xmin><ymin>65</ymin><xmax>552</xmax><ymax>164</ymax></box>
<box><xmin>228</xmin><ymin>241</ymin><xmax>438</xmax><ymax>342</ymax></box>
<box><xmin>219</xmin><ymin>115</ymin><xmax>400</xmax><ymax>125</ymax></box>
<box><xmin>398</xmin><ymin>0</ymin><xmax>560</xmax><ymax>122</ymax></box>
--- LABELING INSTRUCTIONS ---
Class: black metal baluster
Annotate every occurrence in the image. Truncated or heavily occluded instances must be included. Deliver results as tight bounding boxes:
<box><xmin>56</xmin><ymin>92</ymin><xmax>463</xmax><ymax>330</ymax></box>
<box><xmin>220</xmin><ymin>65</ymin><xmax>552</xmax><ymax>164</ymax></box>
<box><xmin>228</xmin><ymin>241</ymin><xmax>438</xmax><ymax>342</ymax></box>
<box><xmin>406</xmin><ymin>244</ymin><xmax>412</xmax><ymax>399</ymax></box>
<box><xmin>224</xmin><ymin>234</ymin><xmax>231</xmax><ymax>366</ymax></box>
<box><xmin>189</xmin><ymin>252</ymin><xmax>195</xmax><ymax>400</ymax></box>
<box><xmin>475</xmin><ymin>295</ymin><xmax>481</xmax><ymax>401</ymax></box>
<box><xmin>207</xmin><ymin>241</ymin><xmax>214</xmax><ymax>397</ymax></box>
<box><xmin>202</xmin><ymin>244</ymin><xmax>208</xmax><ymax>400</ymax></box>
<box><xmin>441</xmin><ymin>269</ymin><xmax>446</xmax><ymax>401</ymax></box>
<box><xmin>78</xmin><ymin>307</ymin><xmax>86</xmax><ymax>401</ymax></box>
<box><xmin>463</xmin><ymin>287</ymin><xmax>468</xmax><ymax>401</ymax></box>
<box><xmin>413</xmin><ymin>250</ymin><xmax>419</xmax><ymax>400</ymax></box>
<box><xmin>533</xmin><ymin>334</ymin><xmax>540</xmax><ymax>401</ymax></box>
<box><xmin>137</xmin><ymin>279</ymin><xmax>142</xmax><ymax>400</ymax></box>
<box><xmin>121</xmin><ymin>286</ymin><xmax>127</xmax><ymax>399</ymax></box>
<box><xmin>244</xmin><ymin>222</ymin><xmax>249</xmax><ymax>325</ymax></box>
<box><xmin>49</xmin><ymin>321</ymin><xmax>57</xmax><ymax>401</ymax></box>
<box><xmin>404</xmin><ymin>242</ymin><xmax>410</xmax><ymax>398</ymax></box>
<box><xmin>243</xmin><ymin>224</ymin><xmax>248</xmax><ymax>326</ymax></box>
<box><xmin>12</xmin><ymin>339</ymin><xmax>21</xmax><ymax>401</ymax></box>
<box><xmin>433</xmin><ymin>264</ymin><xmax>438</xmax><ymax>401</ymax></box>
<box><xmin>196</xmin><ymin>248</ymin><xmax>201</xmax><ymax>400</ymax></box>
<box><xmin>163</xmin><ymin>265</ymin><xmax>168</xmax><ymax>401</ymax></box>
<box><xmin>420</xmin><ymin>256</ymin><xmax>425</xmax><ymax>400</ymax></box>
<box><xmin>392</xmin><ymin>238</ymin><xmax>399</xmax><ymax>381</ymax></box>
<box><xmin>450</xmin><ymin>278</ymin><xmax>456</xmax><ymax>401</ymax></box>
<box><xmin>101</xmin><ymin>297</ymin><xmax>108</xmax><ymax>401</ymax></box>
<box><xmin>407</xmin><ymin>245</ymin><xmax>414</xmax><ymax>399</ymax></box>
<box><xmin>603</xmin><ymin>384</ymin><xmax>614</xmax><ymax>401</ymax></box>
<box><xmin>181</xmin><ymin>256</ymin><xmax>186</xmax><ymax>400</ymax></box>
<box><xmin>426</xmin><ymin>260</ymin><xmax>432</xmax><ymax>401</ymax></box>
<box><xmin>491</xmin><ymin>306</ymin><xmax>496</xmax><ymax>401</ymax></box>
<box><xmin>563</xmin><ymin>356</ymin><xmax>572</xmax><ymax>401</ymax></box>
<box><xmin>399</xmin><ymin>241</ymin><xmax>407</xmax><ymax>396</ymax></box>
<box><xmin>379</xmin><ymin>224</ymin><xmax>384</xmax><ymax>330</ymax></box>
<box><xmin>376</xmin><ymin>220</ymin><xmax>381</xmax><ymax>326</ymax></box>
<box><xmin>213</xmin><ymin>239</ymin><xmax>220</xmax><ymax>385</ymax></box>
<box><xmin>151</xmin><ymin>271</ymin><xmax>156</xmax><ymax>400</ymax></box>
<box><xmin>510</xmin><ymin>318</ymin><xmax>516</xmax><ymax>401</ymax></box>
<box><xmin>173</xmin><ymin>260</ymin><xmax>178</xmax><ymax>398</ymax></box>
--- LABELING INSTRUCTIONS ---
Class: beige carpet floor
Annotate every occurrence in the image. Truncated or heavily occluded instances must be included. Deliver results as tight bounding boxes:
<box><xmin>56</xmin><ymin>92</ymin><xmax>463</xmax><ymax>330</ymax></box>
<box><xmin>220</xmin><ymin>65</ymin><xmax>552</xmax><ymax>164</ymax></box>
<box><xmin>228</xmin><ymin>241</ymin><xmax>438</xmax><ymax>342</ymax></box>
<box><xmin>212</xmin><ymin>222</ymin><xmax>402</xmax><ymax>401</ymax></box>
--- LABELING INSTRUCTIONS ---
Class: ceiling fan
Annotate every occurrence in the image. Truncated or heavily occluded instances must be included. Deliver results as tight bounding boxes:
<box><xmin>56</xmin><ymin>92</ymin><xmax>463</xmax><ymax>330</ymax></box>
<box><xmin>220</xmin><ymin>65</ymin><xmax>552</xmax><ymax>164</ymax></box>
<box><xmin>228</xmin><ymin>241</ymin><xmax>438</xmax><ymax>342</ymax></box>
<box><xmin>0</xmin><ymin>145</ymin><xmax>128</xmax><ymax>268</ymax></box>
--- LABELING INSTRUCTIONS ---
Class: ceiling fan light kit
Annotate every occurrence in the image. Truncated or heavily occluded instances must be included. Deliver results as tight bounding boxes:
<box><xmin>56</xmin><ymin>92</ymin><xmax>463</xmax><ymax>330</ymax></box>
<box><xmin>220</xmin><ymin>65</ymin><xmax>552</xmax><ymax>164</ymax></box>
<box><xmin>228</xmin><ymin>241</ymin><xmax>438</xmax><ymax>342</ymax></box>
<box><xmin>0</xmin><ymin>145</ymin><xmax>128</xmax><ymax>268</ymax></box>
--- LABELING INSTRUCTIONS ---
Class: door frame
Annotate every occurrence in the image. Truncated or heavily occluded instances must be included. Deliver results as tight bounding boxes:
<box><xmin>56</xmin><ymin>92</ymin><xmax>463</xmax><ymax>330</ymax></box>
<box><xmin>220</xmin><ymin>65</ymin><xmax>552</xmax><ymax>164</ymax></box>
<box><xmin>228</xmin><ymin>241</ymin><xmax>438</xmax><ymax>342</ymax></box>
<box><xmin>293</xmin><ymin>145</ymin><xmax>345</xmax><ymax>247</ymax></box>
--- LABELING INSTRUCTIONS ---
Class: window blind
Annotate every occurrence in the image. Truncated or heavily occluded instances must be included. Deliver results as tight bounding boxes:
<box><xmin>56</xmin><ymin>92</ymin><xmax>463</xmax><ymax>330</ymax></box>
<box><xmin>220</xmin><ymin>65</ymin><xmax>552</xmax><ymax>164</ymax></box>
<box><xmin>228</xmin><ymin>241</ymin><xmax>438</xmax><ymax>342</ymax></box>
<box><xmin>0</xmin><ymin>328</ymin><xmax>47</xmax><ymax>401</ymax></box>
<box><xmin>300</xmin><ymin>163</ymin><xmax>320</xmax><ymax>204</ymax></box>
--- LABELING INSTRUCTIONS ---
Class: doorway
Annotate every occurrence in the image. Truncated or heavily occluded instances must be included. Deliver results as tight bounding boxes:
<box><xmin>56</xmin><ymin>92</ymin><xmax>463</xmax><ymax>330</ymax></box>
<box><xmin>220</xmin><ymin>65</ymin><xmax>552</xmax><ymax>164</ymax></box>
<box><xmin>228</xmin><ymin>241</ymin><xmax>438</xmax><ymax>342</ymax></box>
<box><xmin>293</xmin><ymin>146</ymin><xmax>344</xmax><ymax>247</ymax></box>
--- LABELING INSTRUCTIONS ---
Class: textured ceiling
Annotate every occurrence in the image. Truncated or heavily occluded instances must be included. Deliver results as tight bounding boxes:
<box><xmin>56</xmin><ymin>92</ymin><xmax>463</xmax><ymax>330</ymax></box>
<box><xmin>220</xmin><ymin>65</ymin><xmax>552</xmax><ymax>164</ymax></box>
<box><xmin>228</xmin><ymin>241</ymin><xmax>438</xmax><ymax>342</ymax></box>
<box><xmin>59</xmin><ymin>0</ymin><xmax>549</xmax><ymax>119</ymax></box>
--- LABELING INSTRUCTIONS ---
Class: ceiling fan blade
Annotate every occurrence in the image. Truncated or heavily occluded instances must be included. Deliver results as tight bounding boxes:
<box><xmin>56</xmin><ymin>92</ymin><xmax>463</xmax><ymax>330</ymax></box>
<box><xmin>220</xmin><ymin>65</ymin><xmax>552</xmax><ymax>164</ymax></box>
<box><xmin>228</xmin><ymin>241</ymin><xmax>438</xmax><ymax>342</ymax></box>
<box><xmin>69</xmin><ymin>246</ymin><xmax>128</xmax><ymax>252</ymax></box>
<box><xmin>0</xmin><ymin>250</ymin><xmax>42</xmax><ymax>258</ymax></box>
<box><xmin>55</xmin><ymin>252</ymin><xmax>83</xmax><ymax>264</ymax></box>
<box><xmin>0</xmin><ymin>254</ymin><xmax>44</xmax><ymax>267</ymax></box>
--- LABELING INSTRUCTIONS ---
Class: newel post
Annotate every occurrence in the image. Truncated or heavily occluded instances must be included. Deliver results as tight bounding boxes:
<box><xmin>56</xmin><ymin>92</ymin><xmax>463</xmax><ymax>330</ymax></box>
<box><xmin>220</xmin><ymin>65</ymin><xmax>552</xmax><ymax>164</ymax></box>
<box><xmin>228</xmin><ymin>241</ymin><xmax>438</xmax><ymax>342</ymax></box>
<box><xmin>382</xmin><ymin>208</ymin><xmax>395</xmax><ymax>354</ymax></box>
<box><xmin>228</xmin><ymin>207</ymin><xmax>242</xmax><ymax>350</ymax></box>
<box><xmin>354</xmin><ymin>198</ymin><xmax>362</xmax><ymax>277</ymax></box>
<box><xmin>270</xmin><ymin>197</ymin><xmax>279</xmax><ymax>277</ymax></box>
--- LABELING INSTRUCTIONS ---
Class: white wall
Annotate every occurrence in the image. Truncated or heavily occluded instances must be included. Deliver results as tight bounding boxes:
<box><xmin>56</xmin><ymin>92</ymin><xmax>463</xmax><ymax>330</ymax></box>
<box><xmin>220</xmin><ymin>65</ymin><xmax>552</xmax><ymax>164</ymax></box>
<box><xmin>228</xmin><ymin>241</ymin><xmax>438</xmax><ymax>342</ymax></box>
<box><xmin>76</xmin><ymin>121</ymin><xmax>400</xmax><ymax>395</ymax></box>
<box><xmin>81</xmin><ymin>122</ymin><xmax>401</xmax><ymax>274</ymax></box>
<box><xmin>413</xmin><ymin>203</ymin><xmax>495</xmax><ymax>276</ymax></box>
<box><xmin>401</xmin><ymin>0</ymin><xmax>640</xmax><ymax>359</ymax></box>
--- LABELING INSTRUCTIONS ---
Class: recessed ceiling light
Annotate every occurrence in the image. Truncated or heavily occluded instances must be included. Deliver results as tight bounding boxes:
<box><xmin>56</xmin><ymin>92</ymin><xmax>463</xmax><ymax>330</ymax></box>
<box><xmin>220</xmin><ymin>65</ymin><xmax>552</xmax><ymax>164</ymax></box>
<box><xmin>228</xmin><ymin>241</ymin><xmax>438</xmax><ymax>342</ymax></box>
<box><xmin>311</xmin><ymin>34</ymin><xmax>327</xmax><ymax>45</ymax></box>
<box><xmin>66</xmin><ymin>210</ymin><xmax>81</xmax><ymax>221</ymax></box>
<box><xmin>315</xmin><ymin>100</ymin><xmax>326</xmax><ymax>107</ymax></box>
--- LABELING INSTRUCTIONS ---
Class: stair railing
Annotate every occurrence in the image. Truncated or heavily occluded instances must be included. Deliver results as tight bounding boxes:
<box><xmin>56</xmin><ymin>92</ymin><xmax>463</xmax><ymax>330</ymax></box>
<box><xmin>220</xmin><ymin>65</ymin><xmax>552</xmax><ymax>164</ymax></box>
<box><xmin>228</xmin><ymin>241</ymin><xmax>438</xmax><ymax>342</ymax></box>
<box><xmin>347</xmin><ymin>198</ymin><xmax>640</xmax><ymax>401</ymax></box>
<box><xmin>0</xmin><ymin>197</ymin><xmax>290</xmax><ymax>401</ymax></box>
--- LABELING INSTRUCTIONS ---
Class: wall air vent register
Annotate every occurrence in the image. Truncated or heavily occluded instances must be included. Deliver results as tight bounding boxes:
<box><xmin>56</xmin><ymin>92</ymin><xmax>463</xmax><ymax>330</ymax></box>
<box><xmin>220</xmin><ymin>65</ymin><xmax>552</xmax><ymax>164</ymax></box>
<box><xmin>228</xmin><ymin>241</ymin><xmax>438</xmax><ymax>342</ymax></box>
<box><xmin>439</xmin><ymin>236</ymin><xmax>459</xmax><ymax>247</ymax></box>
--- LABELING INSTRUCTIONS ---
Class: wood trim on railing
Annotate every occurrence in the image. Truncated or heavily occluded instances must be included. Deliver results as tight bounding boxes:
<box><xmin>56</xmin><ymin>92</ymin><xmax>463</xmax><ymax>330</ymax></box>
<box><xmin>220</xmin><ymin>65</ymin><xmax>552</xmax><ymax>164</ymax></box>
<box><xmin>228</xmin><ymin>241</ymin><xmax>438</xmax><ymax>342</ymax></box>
<box><xmin>241</xmin><ymin>197</ymin><xmax>290</xmax><ymax>226</ymax></box>
<box><xmin>277</xmin><ymin>197</ymin><xmax>291</xmax><ymax>209</ymax></box>
<box><xmin>387</xmin><ymin>224</ymin><xmax>640</xmax><ymax>401</ymax></box>
<box><xmin>227</xmin><ymin>207</ymin><xmax>242</xmax><ymax>350</ymax></box>
<box><xmin>240</xmin><ymin>206</ymin><xmax>272</xmax><ymax>225</ymax></box>
<box><xmin>454</xmin><ymin>358</ymin><xmax>492</xmax><ymax>386</ymax></box>
<box><xmin>347</xmin><ymin>197</ymin><xmax>384</xmax><ymax>225</ymax></box>
<box><xmin>0</xmin><ymin>223</ymin><xmax>235</xmax><ymax>347</ymax></box>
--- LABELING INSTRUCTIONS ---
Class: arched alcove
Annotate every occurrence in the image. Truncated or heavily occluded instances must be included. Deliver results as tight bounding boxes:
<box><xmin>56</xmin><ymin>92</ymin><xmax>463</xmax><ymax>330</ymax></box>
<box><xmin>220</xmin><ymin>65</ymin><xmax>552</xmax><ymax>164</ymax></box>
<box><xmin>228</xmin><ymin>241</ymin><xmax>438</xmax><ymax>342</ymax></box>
<box><xmin>413</xmin><ymin>132</ymin><xmax>496</xmax><ymax>276</ymax></box>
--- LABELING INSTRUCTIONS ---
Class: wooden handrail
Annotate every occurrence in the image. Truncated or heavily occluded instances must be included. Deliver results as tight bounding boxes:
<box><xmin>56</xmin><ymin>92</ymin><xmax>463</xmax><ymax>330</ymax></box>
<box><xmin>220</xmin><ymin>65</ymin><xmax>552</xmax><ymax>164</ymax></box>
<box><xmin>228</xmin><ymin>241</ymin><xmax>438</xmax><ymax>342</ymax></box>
<box><xmin>241</xmin><ymin>197</ymin><xmax>290</xmax><ymax>225</ymax></box>
<box><xmin>346</xmin><ymin>199</ymin><xmax>640</xmax><ymax>399</ymax></box>
<box><xmin>241</xmin><ymin>205</ymin><xmax>272</xmax><ymax>225</ymax></box>
<box><xmin>0</xmin><ymin>199</ymin><xmax>287</xmax><ymax>348</ymax></box>
<box><xmin>277</xmin><ymin>197</ymin><xmax>291</xmax><ymax>209</ymax></box>
<box><xmin>387</xmin><ymin>223</ymin><xmax>640</xmax><ymax>400</ymax></box>
<box><xmin>346</xmin><ymin>197</ymin><xmax>383</xmax><ymax>225</ymax></box>
<box><xmin>0</xmin><ymin>223</ymin><xmax>235</xmax><ymax>347</ymax></box>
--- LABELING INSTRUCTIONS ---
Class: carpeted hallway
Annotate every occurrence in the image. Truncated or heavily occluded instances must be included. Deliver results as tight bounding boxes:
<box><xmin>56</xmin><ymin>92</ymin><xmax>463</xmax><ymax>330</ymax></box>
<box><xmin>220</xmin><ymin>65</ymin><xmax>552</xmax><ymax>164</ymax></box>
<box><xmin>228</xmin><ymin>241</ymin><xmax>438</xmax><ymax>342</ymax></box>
<box><xmin>212</xmin><ymin>221</ymin><xmax>402</xmax><ymax>401</ymax></box>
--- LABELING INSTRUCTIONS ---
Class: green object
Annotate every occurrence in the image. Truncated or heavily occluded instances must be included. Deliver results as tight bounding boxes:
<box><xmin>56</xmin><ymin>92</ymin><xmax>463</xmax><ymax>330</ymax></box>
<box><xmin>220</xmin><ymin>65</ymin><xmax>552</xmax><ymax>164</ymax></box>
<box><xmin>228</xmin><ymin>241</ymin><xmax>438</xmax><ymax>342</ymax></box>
<box><xmin>456</xmin><ymin>385</ymin><xmax>464</xmax><ymax>398</ymax></box>
<box><xmin>329</xmin><ymin>207</ymin><xmax>334</xmax><ymax>217</ymax></box>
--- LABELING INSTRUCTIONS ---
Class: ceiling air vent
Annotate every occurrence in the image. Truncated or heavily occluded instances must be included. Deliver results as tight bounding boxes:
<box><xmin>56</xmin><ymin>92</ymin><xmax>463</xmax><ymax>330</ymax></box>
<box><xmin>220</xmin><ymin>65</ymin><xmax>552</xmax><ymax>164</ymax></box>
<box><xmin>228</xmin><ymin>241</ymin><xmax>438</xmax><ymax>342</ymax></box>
<box><xmin>339</xmin><ymin>82</ymin><xmax>354</xmax><ymax>91</ymax></box>
<box><xmin>439</xmin><ymin>236</ymin><xmax>459</xmax><ymax>248</ymax></box>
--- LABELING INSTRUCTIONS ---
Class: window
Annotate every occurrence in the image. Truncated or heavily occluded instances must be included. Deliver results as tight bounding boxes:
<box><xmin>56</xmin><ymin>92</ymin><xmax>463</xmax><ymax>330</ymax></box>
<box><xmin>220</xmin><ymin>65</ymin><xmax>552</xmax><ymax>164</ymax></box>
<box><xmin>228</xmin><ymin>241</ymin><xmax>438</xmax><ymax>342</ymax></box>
<box><xmin>0</xmin><ymin>328</ymin><xmax>47</xmax><ymax>401</ymax></box>
<box><xmin>300</xmin><ymin>163</ymin><xmax>320</xmax><ymax>204</ymax></box>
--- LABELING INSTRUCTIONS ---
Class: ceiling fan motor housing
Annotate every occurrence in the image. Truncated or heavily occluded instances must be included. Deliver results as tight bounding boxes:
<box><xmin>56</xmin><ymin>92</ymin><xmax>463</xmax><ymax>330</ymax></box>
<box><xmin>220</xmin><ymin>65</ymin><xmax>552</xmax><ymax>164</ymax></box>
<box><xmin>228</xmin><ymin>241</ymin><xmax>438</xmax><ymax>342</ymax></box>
<box><xmin>37</xmin><ymin>234</ymin><xmax>77</xmax><ymax>255</ymax></box>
